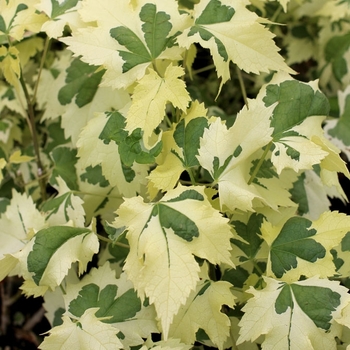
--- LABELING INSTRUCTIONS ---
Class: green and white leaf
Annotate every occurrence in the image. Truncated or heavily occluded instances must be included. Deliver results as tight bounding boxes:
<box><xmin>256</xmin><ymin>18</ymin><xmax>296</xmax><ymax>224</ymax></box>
<box><xmin>168</xmin><ymin>264</ymin><xmax>235</xmax><ymax>350</ymax></box>
<box><xmin>261</xmin><ymin>211</ymin><xmax>350</xmax><ymax>281</ymax></box>
<box><xmin>37</xmin><ymin>0</ymin><xmax>84</xmax><ymax>38</ymax></box>
<box><xmin>0</xmin><ymin>190</ymin><xmax>46</xmax><ymax>281</ymax></box>
<box><xmin>177</xmin><ymin>0</ymin><xmax>294</xmax><ymax>91</ymax></box>
<box><xmin>112</xmin><ymin>185</ymin><xmax>233</xmax><ymax>338</ymax></box>
<box><xmin>237</xmin><ymin>276</ymin><xmax>350</xmax><ymax>350</ymax></box>
<box><xmin>22</xmin><ymin>226</ymin><xmax>99</xmax><ymax>293</ymax></box>
<box><xmin>197</xmin><ymin>98</ymin><xmax>274</xmax><ymax>212</ymax></box>
<box><xmin>77</xmin><ymin>112</ymin><xmax>149</xmax><ymax>197</ymax></box>
<box><xmin>61</xmin><ymin>0</ymin><xmax>187</xmax><ymax>89</ymax></box>
<box><xmin>261</xmin><ymin>73</ymin><xmax>331</xmax><ymax>173</ymax></box>
<box><xmin>125</xmin><ymin>65</ymin><xmax>190</xmax><ymax>148</ymax></box>
<box><xmin>64</xmin><ymin>262</ymin><xmax>158</xmax><ymax>348</ymax></box>
<box><xmin>148</xmin><ymin>101</ymin><xmax>208</xmax><ymax>197</ymax></box>
<box><xmin>39</xmin><ymin>308</ymin><xmax>123</xmax><ymax>350</ymax></box>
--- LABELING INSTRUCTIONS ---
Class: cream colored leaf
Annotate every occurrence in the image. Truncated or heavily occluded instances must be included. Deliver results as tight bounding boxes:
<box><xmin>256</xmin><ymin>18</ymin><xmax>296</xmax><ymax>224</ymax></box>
<box><xmin>169</xmin><ymin>265</ymin><xmax>235</xmax><ymax>349</ymax></box>
<box><xmin>9</xmin><ymin>150</ymin><xmax>35</xmax><ymax>164</ymax></box>
<box><xmin>197</xmin><ymin>99</ymin><xmax>274</xmax><ymax>211</ymax></box>
<box><xmin>147</xmin><ymin>101</ymin><xmax>208</xmax><ymax>197</ymax></box>
<box><xmin>39</xmin><ymin>308</ymin><xmax>123</xmax><ymax>350</ymax></box>
<box><xmin>238</xmin><ymin>277</ymin><xmax>350</xmax><ymax>350</ymax></box>
<box><xmin>61</xmin><ymin>0</ymin><xmax>187</xmax><ymax>89</ymax></box>
<box><xmin>0</xmin><ymin>190</ymin><xmax>46</xmax><ymax>261</ymax></box>
<box><xmin>126</xmin><ymin>65</ymin><xmax>190</xmax><ymax>148</ymax></box>
<box><xmin>262</xmin><ymin>211</ymin><xmax>350</xmax><ymax>282</ymax></box>
<box><xmin>0</xmin><ymin>46</ymin><xmax>20</xmax><ymax>87</ymax></box>
<box><xmin>113</xmin><ymin>185</ymin><xmax>233</xmax><ymax>338</ymax></box>
<box><xmin>77</xmin><ymin>112</ymin><xmax>148</xmax><ymax>197</ymax></box>
<box><xmin>177</xmin><ymin>0</ymin><xmax>293</xmax><ymax>91</ymax></box>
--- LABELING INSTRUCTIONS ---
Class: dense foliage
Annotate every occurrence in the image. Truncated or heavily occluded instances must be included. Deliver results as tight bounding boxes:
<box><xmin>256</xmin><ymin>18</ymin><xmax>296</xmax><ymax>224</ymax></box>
<box><xmin>1</xmin><ymin>0</ymin><xmax>350</xmax><ymax>349</ymax></box>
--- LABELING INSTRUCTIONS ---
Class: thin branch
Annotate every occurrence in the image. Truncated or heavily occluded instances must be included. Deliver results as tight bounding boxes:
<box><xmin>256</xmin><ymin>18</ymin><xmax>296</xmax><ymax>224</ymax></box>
<box><xmin>236</xmin><ymin>66</ymin><xmax>249</xmax><ymax>109</ymax></box>
<box><xmin>19</xmin><ymin>73</ymin><xmax>47</xmax><ymax>200</ymax></box>
<box><xmin>248</xmin><ymin>141</ymin><xmax>273</xmax><ymax>185</ymax></box>
<box><xmin>32</xmin><ymin>36</ymin><xmax>50</xmax><ymax>105</ymax></box>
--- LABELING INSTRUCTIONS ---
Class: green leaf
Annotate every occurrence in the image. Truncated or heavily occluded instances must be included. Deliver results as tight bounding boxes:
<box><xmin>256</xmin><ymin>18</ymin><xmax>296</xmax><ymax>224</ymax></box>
<box><xmin>341</xmin><ymin>232</ymin><xmax>350</xmax><ymax>251</ymax></box>
<box><xmin>110</xmin><ymin>3</ymin><xmax>175</xmax><ymax>73</ymax></box>
<box><xmin>274</xmin><ymin>283</ymin><xmax>293</xmax><ymax>314</ymax></box>
<box><xmin>140</xmin><ymin>3</ymin><xmax>173</xmax><ymax>58</ymax></box>
<box><xmin>50</xmin><ymin>147</ymin><xmax>78</xmax><ymax>191</ymax></box>
<box><xmin>110</xmin><ymin>26</ymin><xmax>151</xmax><ymax>73</ymax></box>
<box><xmin>263</xmin><ymin>80</ymin><xmax>330</xmax><ymax>139</ymax></box>
<box><xmin>195</xmin><ymin>0</ymin><xmax>235</xmax><ymax>25</ymax></box>
<box><xmin>187</xmin><ymin>0</ymin><xmax>235</xmax><ymax>62</ymax></box>
<box><xmin>58</xmin><ymin>58</ymin><xmax>105</xmax><ymax>108</ymax></box>
<box><xmin>80</xmin><ymin>165</ymin><xmax>110</xmax><ymax>187</ymax></box>
<box><xmin>99</xmin><ymin>111</ymin><xmax>162</xmax><ymax>166</ymax></box>
<box><xmin>231</xmin><ymin>213</ymin><xmax>264</xmax><ymax>260</ymax></box>
<box><xmin>51</xmin><ymin>0</ymin><xmax>79</xmax><ymax>18</ymax></box>
<box><xmin>69</xmin><ymin>283</ymin><xmax>141</xmax><ymax>323</ymax></box>
<box><xmin>290</xmin><ymin>173</ymin><xmax>309</xmax><ymax>215</ymax></box>
<box><xmin>154</xmin><ymin>203</ymin><xmax>200</xmax><ymax>242</ymax></box>
<box><xmin>165</xmin><ymin>189</ymin><xmax>204</xmax><ymax>202</ymax></box>
<box><xmin>328</xmin><ymin>94</ymin><xmax>350</xmax><ymax>146</ymax></box>
<box><xmin>42</xmin><ymin>192</ymin><xmax>71</xmax><ymax>221</ymax></box>
<box><xmin>325</xmin><ymin>33</ymin><xmax>350</xmax><ymax>82</ymax></box>
<box><xmin>28</xmin><ymin>226</ymin><xmax>91</xmax><ymax>285</ymax></box>
<box><xmin>270</xmin><ymin>217</ymin><xmax>325</xmax><ymax>278</ymax></box>
<box><xmin>99</xmin><ymin>111</ymin><xmax>127</xmax><ymax>145</ymax></box>
<box><xmin>173</xmin><ymin>117</ymin><xmax>208</xmax><ymax>167</ymax></box>
<box><xmin>274</xmin><ymin>283</ymin><xmax>341</xmax><ymax>330</ymax></box>
<box><xmin>290</xmin><ymin>283</ymin><xmax>341</xmax><ymax>330</ymax></box>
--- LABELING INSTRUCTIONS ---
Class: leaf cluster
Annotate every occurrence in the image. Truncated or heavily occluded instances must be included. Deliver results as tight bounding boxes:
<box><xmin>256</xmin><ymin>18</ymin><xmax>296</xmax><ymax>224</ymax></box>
<box><xmin>1</xmin><ymin>0</ymin><xmax>350</xmax><ymax>349</ymax></box>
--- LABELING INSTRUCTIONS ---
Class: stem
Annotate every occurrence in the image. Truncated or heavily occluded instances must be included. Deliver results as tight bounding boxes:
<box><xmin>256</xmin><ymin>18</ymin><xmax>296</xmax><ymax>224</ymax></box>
<box><xmin>97</xmin><ymin>234</ymin><xmax>130</xmax><ymax>248</ymax></box>
<box><xmin>247</xmin><ymin>141</ymin><xmax>273</xmax><ymax>185</ymax></box>
<box><xmin>186</xmin><ymin>167</ymin><xmax>197</xmax><ymax>186</ymax></box>
<box><xmin>236</xmin><ymin>66</ymin><xmax>249</xmax><ymax>109</ymax></box>
<box><xmin>32</xmin><ymin>36</ymin><xmax>50</xmax><ymax>105</ymax></box>
<box><xmin>19</xmin><ymin>73</ymin><xmax>46</xmax><ymax>200</ymax></box>
<box><xmin>192</xmin><ymin>63</ymin><xmax>215</xmax><ymax>75</ymax></box>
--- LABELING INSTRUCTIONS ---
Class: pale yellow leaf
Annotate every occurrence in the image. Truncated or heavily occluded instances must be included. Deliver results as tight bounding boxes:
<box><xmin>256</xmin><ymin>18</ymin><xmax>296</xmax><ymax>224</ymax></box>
<box><xmin>9</xmin><ymin>150</ymin><xmax>35</xmax><ymax>164</ymax></box>
<box><xmin>0</xmin><ymin>46</ymin><xmax>20</xmax><ymax>87</ymax></box>
<box><xmin>39</xmin><ymin>308</ymin><xmax>123</xmax><ymax>350</ymax></box>
<box><xmin>113</xmin><ymin>185</ymin><xmax>233</xmax><ymax>337</ymax></box>
<box><xmin>197</xmin><ymin>99</ymin><xmax>274</xmax><ymax>212</ymax></box>
<box><xmin>169</xmin><ymin>265</ymin><xmax>236</xmax><ymax>349</ymax></box>
<box><xmin>238</xmin><ymin>277</ymin><xmax>349</xmax><ymax>350</ymax></box>
<box><xmin>177</xmin><ymin>0</ymin><xmax>294</xmax><ymax>91</ymax></box>
<box><xmin>126</xmin><ymin>65</ymin><xmax>190</xmax><ymax>148</ymax></box>
<box><xmin>77</xmin><ymin>112</ymin><xmax>148</xmax><ymax>197</ymax></box>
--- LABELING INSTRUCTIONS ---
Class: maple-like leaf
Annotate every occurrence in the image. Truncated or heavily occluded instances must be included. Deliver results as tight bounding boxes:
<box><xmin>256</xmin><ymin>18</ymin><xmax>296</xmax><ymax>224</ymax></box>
<box><xmin>77</xmin><ymin>112</ymin><xmax>149</xmax><ymax>197</ymax></box>
<box><xmin>168</xmin><ymin>264</ymin><xmax>236</xmax><ymax>349</ymax></box>
<box><xmin>260</xmin><ymin>73</ymin><xmax>335</xmax><ymax>174</ymax></box>
<box><xmin>238</xmin><ymin>276</ymin><xmax>350</xmax><ymax>350</ymax></box>
<box><xmin>42</xmin><ymin>177</ymin><xmax>85</xmax><ymax>227</ymax></box>
<box><xmin>0</xmin><ymin>190</ymin><xmax>46</xmax><ymax>281</ymax></box>
<box><xmin>261</xmin><ymin>211</ymin><xmax>350</xmax><ymax>282</ymax></box>
<box><xmin>0</xmin><ymin>0</ymin><xmax>46</xmax><ymax>41</ymax></box>
<box><xmin>63</xmin><ymin>263</ymin><xmax>158</xmax><ymax>349</ymax></box>
<box><xmin>36</xmin><ymin>0</ymin><xmax>84</xmax><ymax>38</ymax></box>
<box><xmin>177</xmin><ymin>0</ymin><xmax>294</xmax><ymax>91</ymax></box>
<box><xmin>61</xmin><ymin>0</ymin><xmax>187</xmax><ymax>89</ymax></box>
<box><xmin>126</xmin><ymin>64</ymin><xmax>190</xmax><ymax>148</ymax></box>
<box><xmin>0</xmin><ymin>46</ymin><xmax>21</xmax><ymax>87</ymax></box>
<box><xmin>197</xmin><ymin>99</ymin><xmax>274</xmax><ymax>212</ymax></box>
<box><xmin>147</xmin><ymin>101</ymin><xmax>208</xmax><ymax>197</ymax></box>
<box><xmin>112</xmin><ymin>185</ymin><xmax>233</xmax><ymax>338</ymax></box>
<box><xmin>324</xmin><ymin>85</ymin><xmax>350</xmax><ymax>160</ymax></box>
<box><xmin>16</xmin><ymin>226</ymin><xmax>100</xmax><ymax>295</ymax></box>
<box><xmin>39</xmin><ymin>308</ymin><xmax>123</xmax><ymax>350</ymax></box>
